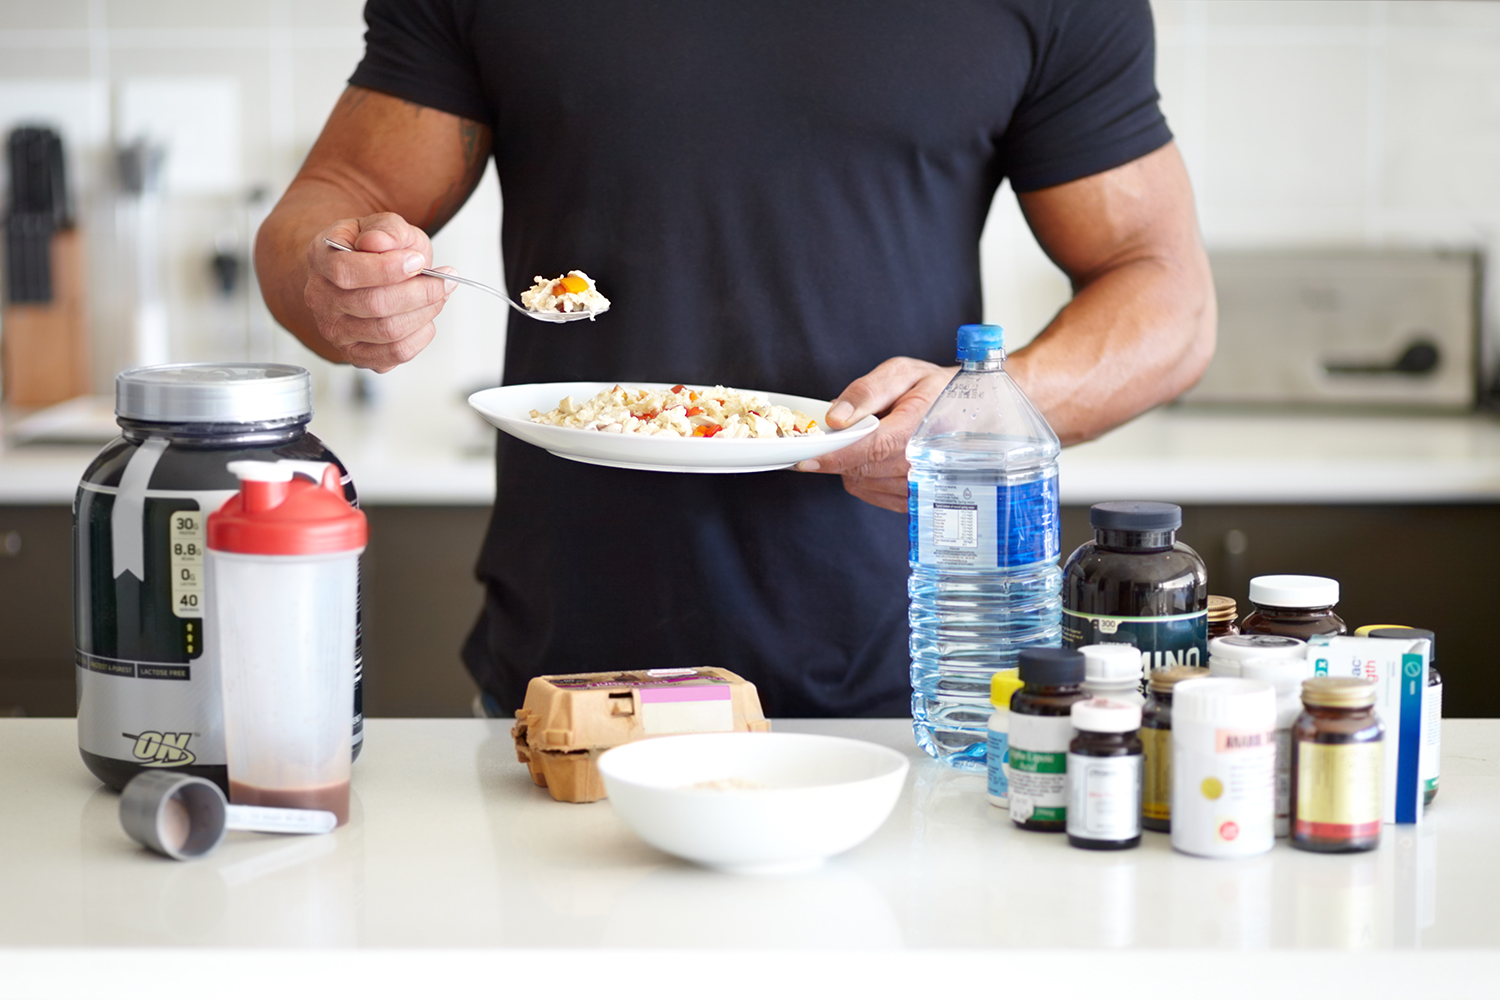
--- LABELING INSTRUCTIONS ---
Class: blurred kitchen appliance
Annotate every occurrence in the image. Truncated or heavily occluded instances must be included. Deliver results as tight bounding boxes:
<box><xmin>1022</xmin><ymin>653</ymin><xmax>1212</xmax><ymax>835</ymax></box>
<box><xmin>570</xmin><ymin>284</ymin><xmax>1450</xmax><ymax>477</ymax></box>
<box><xmin>114</xmin><ymin>140</ymin><xmax>169</xmax><ymax>369</ymax></box>
<box><xmin>1180</xmin><ymin>250</ymin><xmax>1481</xmax><ymax>411</ymax></box>
<box><xmin>1</xmin><ymin>126</ymin><xmax>90</xmax><ymax>407</ymax></box>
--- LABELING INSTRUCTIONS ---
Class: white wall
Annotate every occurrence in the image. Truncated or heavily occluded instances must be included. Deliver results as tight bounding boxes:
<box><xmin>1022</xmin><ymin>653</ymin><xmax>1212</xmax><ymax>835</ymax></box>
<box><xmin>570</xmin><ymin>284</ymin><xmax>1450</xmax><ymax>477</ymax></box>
<box><xmin>2</xmin><ymin>0</ymin><xmax>1498</xmax><ymax>401</ymax></box>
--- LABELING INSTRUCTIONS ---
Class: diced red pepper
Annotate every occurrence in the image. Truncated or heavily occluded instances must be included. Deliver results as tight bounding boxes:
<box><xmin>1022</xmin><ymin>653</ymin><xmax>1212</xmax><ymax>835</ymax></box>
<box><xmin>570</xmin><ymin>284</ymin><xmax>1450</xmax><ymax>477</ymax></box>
<box><xmin>671</xmin><ymin>384</ymin><xmax>686</xmax><ymax>394</ymax></box>
<box><xmin>684</xmin><ymin>406</ymin><xmax>702</xmax><ymax>417</ymax></box>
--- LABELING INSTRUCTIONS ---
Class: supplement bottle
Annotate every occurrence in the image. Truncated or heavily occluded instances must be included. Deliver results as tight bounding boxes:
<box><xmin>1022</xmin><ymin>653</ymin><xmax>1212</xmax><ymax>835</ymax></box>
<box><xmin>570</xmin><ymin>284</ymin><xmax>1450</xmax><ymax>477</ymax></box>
<box><xmin>908</xmin><ymin>324</ymin><xmax>1061</xmax><ymax>769</ymax></box>
<box><xmin>1207</xmin><ymin>633</ymin><xmax>1306</xmax><ymax>679</ymax></box>
<box><xmin>74</xmin><ymin>364</ymin><xmax>362</xmax><ymax>792</ymax></box>
<box><xmin>1207</xmin><ymin>596</ymin><xmax>1240</xmax><ymax>639</ymax></box>
<box><xmin>1241</xmin><ymin>575</ymin><xmax>1347</xmax><ymax>640</ymax></box>
<box><xmin>1008</xmin><ymin>648</ymin><xmax>1087</xmax><ymax>832</ymax></box>
<box><xmin>1062</xmin><ymin>502</ymin><xmax>1207</xmax><ymax>674</ymax></box>
<box><xmin>1080</xmin><ymin>643</ymin><xmax>1145</xmax><ymax>707</ymax></box>
<box><xmin>1290</xmin><ymin>677</ymin><xmax>1383</xmax><ymax>853</ymax></box>
<box><xmin>1140</xmin><ymin>665</ymin><xmax>1207</xmax><ymax>833</ymax></box>
<box><xmin>1240</xmin><ymin>657</ymin><xmax>1312</xmax><ymax>837</ymax></box>
<box><xmin>985</xmin><ymin>668</ymin><xmax>1026</xmax><ymax>808</ymax></box>
<box><xmin>1170</xmin><ymin>677</ymin><xmax>1277</xmax><ymax>859</ymax></box>
<box><xmin>1067</xmin><ymin>698</ymin><xmax>1143</xmax><ymax>850</ymax></box>
<box><xmin>1360</xmin><ymin>626</ymin><xmax>1440</xmax><ymax>807</ymax></box>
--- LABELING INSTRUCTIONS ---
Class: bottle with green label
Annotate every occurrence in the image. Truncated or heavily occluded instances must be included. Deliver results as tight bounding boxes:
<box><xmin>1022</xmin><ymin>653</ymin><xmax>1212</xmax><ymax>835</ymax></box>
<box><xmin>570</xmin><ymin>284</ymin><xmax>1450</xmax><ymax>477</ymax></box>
<box><xmin>1062</xmin><ymin>502</ymin><xmax>1208</xmax><ymax>676</ymax></box>
<box><xmin>1008</xmin><ymin>648</ymin><xmax>1088</xmax><ymax>832</ymax></box>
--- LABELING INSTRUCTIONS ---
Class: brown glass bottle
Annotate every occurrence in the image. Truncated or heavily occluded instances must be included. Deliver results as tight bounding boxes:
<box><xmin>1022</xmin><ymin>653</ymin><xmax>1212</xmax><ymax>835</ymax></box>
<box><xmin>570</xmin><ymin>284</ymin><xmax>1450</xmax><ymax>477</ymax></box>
<box><xmin>1207</xmin><ymin>596</ymin><xmax>1239</xmax><ymax>640</ymax></box>
<box><xmin>1008</xmin><ymin>648</ymin><xmax>1088</xmax><ymax>833</ymax></box>
<box><xmin>1242</xmin><ymin>575</ymin><xmax>1346</xmax><ymax>641</ymax></box>
<box><xmin>1140</xmin><ymin>666</ymin><xmax>1208</xmax><ymax>832</ymax></box>
<box><xmin>1063</xmin><ymin>502</ymin><xmax>1208</xmax><ymax>673</ymax></box>
<box><xmin>1067</xmin><ymin>699</ymin><xmax>1144</xmax><ymax>850</ymax></box>
<box><xmin>1290</xmin><ymin>677</ymin><xmax>1383</xmax><ymax>853</ymax></box>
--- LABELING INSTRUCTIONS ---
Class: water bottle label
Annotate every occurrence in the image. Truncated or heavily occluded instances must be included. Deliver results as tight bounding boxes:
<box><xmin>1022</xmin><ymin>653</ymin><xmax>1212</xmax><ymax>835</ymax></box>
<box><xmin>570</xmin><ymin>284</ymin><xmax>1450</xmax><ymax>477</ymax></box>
<box><xmin>1063</xmin><ymin>610</ymin><xmax>1208</xmax><ymax>672</ymax></box>
<box><xmin>908</xmin><ymin>475</ymin><xmax>1059</xmax><ymax>570</ymax></box>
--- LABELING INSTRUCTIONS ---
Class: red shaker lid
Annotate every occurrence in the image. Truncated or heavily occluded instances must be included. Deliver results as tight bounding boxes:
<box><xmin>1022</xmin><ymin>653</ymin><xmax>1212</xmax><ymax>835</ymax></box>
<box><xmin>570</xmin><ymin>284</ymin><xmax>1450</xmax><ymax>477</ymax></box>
<box><xmin>207</xmin><ymin>461</ymin><xmax>367</xmax><ymax>555</ymax></box>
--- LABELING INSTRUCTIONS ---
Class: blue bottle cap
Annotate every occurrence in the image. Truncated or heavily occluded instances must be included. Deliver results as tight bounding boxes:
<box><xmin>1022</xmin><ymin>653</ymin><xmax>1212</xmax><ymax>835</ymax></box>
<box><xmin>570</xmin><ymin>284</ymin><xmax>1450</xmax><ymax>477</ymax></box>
<box><xmin>956</xmin><ymin>324</ymin><xmax>1004</xmax><ymax>360</ymax></box>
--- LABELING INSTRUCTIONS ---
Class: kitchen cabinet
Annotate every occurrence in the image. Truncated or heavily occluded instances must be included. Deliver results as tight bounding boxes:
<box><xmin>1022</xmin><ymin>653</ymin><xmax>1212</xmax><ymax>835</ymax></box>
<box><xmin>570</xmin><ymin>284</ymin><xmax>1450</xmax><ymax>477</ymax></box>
<box><xmin>2</xmin><ymin>502</ymin><xmax>1495</xmax><ymax>718</ymax></box>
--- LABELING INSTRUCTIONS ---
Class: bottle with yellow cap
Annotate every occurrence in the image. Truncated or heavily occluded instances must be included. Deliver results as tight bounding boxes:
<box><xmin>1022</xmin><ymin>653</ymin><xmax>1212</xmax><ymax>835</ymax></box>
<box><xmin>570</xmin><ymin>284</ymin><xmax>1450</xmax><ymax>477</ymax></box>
<box><xmin>986</xmin><ymin>668</ymin><xmax>1027</xmax><ymax>808</ymax></box>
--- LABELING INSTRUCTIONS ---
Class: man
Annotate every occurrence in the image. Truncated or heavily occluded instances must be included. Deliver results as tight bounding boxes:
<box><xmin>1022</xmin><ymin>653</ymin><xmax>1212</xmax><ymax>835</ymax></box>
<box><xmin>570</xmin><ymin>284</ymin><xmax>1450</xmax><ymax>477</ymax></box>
<box><xmin>255</xmin><ymin>0</ymin><xmax>1215</xmax><ymax>718</ymax></box>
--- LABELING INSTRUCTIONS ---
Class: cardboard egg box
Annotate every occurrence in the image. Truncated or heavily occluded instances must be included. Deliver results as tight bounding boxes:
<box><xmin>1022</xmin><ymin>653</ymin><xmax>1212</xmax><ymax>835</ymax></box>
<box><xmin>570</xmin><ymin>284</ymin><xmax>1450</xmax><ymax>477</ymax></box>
<box><xmin>510</xmin><ymin>666</ymin><xmax>770</xmax><ymax>802</ymax></box>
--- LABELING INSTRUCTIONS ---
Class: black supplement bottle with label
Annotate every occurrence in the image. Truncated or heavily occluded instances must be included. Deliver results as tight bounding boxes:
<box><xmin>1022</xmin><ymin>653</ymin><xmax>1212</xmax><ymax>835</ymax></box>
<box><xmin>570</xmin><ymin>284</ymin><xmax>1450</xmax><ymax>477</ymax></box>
<box><xmin>74</xmin><ymin>364</ymin><xmax>362</xmax><ymax>792</ymax></box>
<box><xmin>1062</xmin><ymin>502</ymin><xmax>1209</xmax><ymax>674</ymax></box>
<box><xmin>1008</xmin><ymin>648</ymin><xmax>1089</xmax><ymax>833</ymax></box>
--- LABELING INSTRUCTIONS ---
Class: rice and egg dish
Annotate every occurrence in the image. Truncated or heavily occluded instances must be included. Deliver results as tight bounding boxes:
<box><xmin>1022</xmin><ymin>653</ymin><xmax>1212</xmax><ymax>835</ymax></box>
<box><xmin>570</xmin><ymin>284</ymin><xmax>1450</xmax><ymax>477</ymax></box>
<box><xmin>530</xmin><ymin>384</ymin><xmax>823</xmax><ymax>439</ymax></box>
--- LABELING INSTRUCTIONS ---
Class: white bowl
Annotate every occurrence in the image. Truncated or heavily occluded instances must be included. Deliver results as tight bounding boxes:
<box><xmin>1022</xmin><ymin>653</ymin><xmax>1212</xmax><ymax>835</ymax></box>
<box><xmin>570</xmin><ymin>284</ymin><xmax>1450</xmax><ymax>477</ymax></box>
<box><xmin>597</xmin><ymin>732</ymin><xmax>909</xmax><ymax>874</ymax></box>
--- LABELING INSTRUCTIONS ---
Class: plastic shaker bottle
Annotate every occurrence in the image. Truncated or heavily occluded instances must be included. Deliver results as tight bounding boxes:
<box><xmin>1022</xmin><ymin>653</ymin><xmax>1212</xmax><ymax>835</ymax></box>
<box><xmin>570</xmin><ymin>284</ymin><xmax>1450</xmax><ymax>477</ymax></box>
<box><xmin>207</xmin><ymin>460</ymin><xmax>367</xmax><ymax>825</ymax></box>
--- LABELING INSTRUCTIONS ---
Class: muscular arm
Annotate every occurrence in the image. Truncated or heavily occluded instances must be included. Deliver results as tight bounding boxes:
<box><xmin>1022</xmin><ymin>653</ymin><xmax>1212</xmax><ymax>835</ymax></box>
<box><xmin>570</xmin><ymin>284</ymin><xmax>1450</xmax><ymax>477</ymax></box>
<box><xmin>809</xmin><ymin>142</ymin><xmax>1216</xmax><ymax>510</ymax></box>
<box><xmin>254</xmin><ymin>86</ymin><xmax>492</xmax><ymax>370</ymax></box>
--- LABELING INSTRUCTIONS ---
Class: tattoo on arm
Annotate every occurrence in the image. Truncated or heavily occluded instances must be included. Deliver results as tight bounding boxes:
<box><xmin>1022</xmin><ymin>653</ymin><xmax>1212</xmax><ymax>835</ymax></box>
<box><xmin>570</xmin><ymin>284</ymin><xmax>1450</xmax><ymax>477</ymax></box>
<box><xmin>419</xmin><ymin>118</ymin><xmax>490</xmax><ymax>233</ymax></box>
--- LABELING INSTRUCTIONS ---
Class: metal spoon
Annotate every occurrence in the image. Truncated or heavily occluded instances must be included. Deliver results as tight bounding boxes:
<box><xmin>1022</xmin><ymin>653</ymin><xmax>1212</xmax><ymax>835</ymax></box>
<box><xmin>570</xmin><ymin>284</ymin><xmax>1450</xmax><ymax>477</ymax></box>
<box><xmin>322</xmin><ymin>237</ymin><xmax>604</xmax><ymax>323</ymax></box>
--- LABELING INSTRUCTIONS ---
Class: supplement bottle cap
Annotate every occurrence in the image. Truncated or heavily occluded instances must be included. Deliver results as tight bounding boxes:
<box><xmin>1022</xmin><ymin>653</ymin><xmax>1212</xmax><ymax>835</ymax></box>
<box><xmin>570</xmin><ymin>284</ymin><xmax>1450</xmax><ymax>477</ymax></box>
<box><xmin>1088</xmin><ymin>501</ymin><xmax>1181</xmax><ymax>531</ymax></box>
<box><xmin>1365</xmin><ymin>626</ymin><xmax>1436</xmax><ymax>662</ymax></box>
<box><xmin>1248</xmin><ymin>574</ymin><xmax>1339</xmax><ymax>609</ymax></box>
<box><xmin>1301</xmin><ymin>676</ymin><xmax>1377</xmax><ymax>709</ymax></box>
<box><xmin>1172</xmin><ymin>677</ymin><xmax>1276</xmax><ymax>729</ymax></box>
<box><xmin>1080</xmin><ymin>643</ymin><xmax>1143</xmax><ymax>683</ymax></box>
<box><xmin>989</xmin><ymin>668</ymin><xmax>1024</xmax><ymax>709</ymax></box>
<box><xmin>1071</xmin><ymin>698</ymin><xmax>1142</xmax><ymax>733</ymax></box>
<box><xmin>116</xmin><ymin>363</ymin><xmax>312</xmax><ymax>423</ymax></box>
<box><xmin>1208</xmin><ymin>633</ymin><xmax>1306</xmax><ymax>665</ymax></box>
<box><xmin>956</xmin><ymin>324</ymin><xmax>1004</xmax><ymax>360</ymax></box>
<box><xmin>1239</xmin><ymin>656</ymin><xmax>1312</xmax><ymax>693</ymax></box>
<box><xmin>1207</xmin><ymin>595</ymin><xmax>1237</xmax><ymax>622</ymax></box>
<box><xmin>1017</xmin><ymin>647</ymin><xmax>1085</xmax><ymax>686</ymax></box>
<box><xmin>1149</xmin><ymin>666</ymin><xmax>1209</xmax><ymax>693</ymax></box>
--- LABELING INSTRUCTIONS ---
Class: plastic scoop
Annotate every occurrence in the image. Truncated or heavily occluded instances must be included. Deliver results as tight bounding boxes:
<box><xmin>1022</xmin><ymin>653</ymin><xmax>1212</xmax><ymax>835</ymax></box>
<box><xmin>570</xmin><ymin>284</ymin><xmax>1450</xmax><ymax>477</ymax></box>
<box><xmin>120</xmin><ymin>771</ymin><xmax>337</xmax><ymax>861</ymax></box>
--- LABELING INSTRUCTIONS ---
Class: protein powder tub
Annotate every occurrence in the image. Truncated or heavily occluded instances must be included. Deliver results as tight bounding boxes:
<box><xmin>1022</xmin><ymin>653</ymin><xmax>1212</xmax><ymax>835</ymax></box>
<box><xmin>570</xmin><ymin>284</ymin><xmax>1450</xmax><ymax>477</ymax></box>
<box><xmin>1290</xmin><ymin>677</ymin><xmax>1383</xmax><ymax>853</ymax></box>
<box><xmin>74</xmin><ymin>364</ymin><xmax>361</xmax><ymax>792</ymax></box>
<box><xmin>1241</xmin><ymin>575</ymin><xmax>1347</xmax><ymax>641</ymax></box>
<box><xmin>1008</xmin><ymin>648</ymin><xmax>1088</xmax><ymax>833</ymax></box>
<box><xmin>1067</xmin><ymin>698</ymin><xmax>1143</xmax><ymax>851</ymax></box>
<box><xmin>1207</xmin><ymin>633</ymin><xmax>1306</xmax><ymax>679</ymax></box>
<box><xmin>1062</xmin><ymin>502</ymin><xmax>1208</xmax><ymax>673</ymax></box>
<box><xmin>1170</xmin><ymin>677</ymin><xmax>1277</xmax><ymax>859</ymax></box>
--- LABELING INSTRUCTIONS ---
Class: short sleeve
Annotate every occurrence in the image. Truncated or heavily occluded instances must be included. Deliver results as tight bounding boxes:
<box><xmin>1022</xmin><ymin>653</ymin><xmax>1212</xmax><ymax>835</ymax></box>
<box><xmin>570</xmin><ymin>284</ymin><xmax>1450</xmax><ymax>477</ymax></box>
<box><xmin>1000</xmin><ymin>0</ymin><xmax>1172</xmax><ymax>193</ymax></box>
<box><xmin>348</xmin><ymin>0</ymin><xmax>493</xmax><ymax>126</ymax></box>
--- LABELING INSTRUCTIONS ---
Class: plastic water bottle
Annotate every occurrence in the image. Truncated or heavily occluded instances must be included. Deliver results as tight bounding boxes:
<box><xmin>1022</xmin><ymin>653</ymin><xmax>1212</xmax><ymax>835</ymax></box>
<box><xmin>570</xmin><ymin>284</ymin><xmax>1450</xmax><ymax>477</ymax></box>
<box><xmin>907</xmin><ymin>324</ymin><xmax>1062</xmax><ymax>769</ymax></box>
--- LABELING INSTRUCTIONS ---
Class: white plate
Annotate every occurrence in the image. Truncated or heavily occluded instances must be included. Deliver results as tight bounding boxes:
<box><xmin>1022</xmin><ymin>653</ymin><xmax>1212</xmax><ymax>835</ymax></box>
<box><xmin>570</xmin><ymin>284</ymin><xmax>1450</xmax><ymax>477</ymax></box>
<box><xmin>468</xmin><ymin>381</ymin><xmax>880</xmax><ymax>473</ymax></box>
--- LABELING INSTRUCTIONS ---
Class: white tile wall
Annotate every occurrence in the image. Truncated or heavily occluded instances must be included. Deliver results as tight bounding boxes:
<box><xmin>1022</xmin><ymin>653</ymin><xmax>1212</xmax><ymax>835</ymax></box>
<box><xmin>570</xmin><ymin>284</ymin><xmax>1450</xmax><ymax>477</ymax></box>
<box><xmin>1</xmin><ymin>1</ymin><xmax>1497</xmax><ymax>401</ymax></box>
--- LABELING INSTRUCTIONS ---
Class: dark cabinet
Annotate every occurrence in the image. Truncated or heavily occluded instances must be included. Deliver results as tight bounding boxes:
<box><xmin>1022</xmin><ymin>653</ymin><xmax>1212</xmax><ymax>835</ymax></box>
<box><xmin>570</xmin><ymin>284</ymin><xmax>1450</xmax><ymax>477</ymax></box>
<box><xmin>2</xmin><ymin>502</ymin><xmax>1495</xmax><ymax>717</ymax></box>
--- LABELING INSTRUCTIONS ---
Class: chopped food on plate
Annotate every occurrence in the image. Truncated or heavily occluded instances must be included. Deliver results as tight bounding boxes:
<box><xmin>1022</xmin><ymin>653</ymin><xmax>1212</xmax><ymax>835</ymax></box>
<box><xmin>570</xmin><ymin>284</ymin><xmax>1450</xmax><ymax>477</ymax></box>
<box><xmin>519</xmin><ymin>270</ymin><xmax>610</xmax><ymax>315</ymax></box>
<box><xmin>529</xmin><ymin>384</ymin><xmax>823</xmax><ymax>439</ymax></box>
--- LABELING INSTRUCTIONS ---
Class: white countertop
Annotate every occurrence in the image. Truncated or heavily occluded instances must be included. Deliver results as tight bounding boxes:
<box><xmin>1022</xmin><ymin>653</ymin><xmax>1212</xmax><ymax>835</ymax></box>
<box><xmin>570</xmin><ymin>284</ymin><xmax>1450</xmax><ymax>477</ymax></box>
<box><xmin>2</xmin><ymin>717</ymin><xmax>1497</xmax><ymax>998</ymax></box>
<box><xmin>2</xmin><ymin>397</ymin><xmax>1499</xmax><ymax>505</ymax></box>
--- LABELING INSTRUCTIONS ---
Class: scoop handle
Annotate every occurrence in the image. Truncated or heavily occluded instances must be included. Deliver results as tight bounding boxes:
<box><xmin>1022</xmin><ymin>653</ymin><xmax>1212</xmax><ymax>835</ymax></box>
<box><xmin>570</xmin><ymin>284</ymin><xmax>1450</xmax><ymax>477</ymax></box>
<box><xmin>224</xmin><ymin>803</ymin><xmax>337</xmax><ymax>835</ymax></box>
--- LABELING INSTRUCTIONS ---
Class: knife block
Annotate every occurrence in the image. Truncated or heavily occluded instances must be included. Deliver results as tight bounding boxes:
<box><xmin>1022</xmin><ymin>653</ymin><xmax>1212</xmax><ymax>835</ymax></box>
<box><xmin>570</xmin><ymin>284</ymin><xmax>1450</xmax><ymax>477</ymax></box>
<box><xmin>2</xmin><ymin>227</ymin><xmax>90</xmax><ymax>407</ymax></box>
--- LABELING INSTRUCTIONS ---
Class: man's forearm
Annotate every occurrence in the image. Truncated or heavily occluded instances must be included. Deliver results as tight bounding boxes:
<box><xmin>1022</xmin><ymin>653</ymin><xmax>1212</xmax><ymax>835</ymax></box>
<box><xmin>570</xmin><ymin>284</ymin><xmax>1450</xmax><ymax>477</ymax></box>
<box><xmin>254</xmin><ymin>179</ymin><xmax>374</xmax><ymax>362</ymax></box>
<box><xmin>1007</xmin><ymin>253</ymin><xmax>1215</xmax><ymax>446</ymax></box>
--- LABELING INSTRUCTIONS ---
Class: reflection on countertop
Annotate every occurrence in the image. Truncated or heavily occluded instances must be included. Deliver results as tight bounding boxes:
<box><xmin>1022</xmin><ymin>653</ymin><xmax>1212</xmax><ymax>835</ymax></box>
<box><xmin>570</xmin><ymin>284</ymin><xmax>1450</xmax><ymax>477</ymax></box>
<box><xmin>0</xmin><ymin>717</ymin><xmax>1491</xmax><ymax>951</ymax></box>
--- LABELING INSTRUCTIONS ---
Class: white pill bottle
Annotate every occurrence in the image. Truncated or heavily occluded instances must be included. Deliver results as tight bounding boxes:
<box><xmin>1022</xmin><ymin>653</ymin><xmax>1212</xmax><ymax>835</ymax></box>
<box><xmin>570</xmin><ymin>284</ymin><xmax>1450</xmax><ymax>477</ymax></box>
<box><xmin>1171</xmin><ymin>677</ymin><xmax>1277</xmax><ymax>858</ymax></box>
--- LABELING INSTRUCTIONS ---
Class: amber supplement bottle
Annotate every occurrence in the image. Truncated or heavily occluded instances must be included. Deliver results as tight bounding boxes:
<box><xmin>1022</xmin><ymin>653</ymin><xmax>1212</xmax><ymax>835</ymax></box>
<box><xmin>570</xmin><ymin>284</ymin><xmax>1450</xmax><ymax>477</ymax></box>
<box><xmin>1290</xmin><ymin>677</ymin><xmax>1383</xmax><ymax>853</ymax></box>
<box><xmin>1067</xmin><ymin>699</ymin><xmax>1144</xmax><ymax>850</ymax></box>
<box><xmin>1008</xmin><ymin>648</ymin><xmax>1088</xmax><ymax>833</ymax></box>
<box><xmin>1140</xmin><ymin>665</ymin><xmax>1208</xmax><ymax>832</ymax></box>
<box><xmin>1241</xmin><ymin>575</ymin><xmax>1347</xmax><ymax>641</ymax></box>
<box><xmin>1207</xmin><ymin>596</ymin><xmax>1239</xmax><ymax>639</ymax></box>
<box><xmin>1063</xmin><ymin>502</ymin><xmax>1208</xmax><ymax>673</ymax></box>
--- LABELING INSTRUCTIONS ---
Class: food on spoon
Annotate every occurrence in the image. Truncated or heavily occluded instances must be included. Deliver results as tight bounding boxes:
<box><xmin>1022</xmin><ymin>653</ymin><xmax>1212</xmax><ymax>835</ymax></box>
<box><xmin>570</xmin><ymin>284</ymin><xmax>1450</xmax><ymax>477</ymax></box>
<box><xmin>519</xmin><ymin>270</ymin><xmax>610</xmax><ymax>316</ymax></box>
<box><xmin>529</xmin><ymin>384</ymin><xmax>824</xmax><ymax>438</ymax></box>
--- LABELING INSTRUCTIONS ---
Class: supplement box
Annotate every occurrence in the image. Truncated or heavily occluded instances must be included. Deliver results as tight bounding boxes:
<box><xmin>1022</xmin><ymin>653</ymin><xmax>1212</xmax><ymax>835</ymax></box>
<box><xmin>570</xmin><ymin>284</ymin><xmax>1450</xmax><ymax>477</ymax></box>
<box><xmin>1308</xmin><ymin>635</ymin><xmax>1428</xmax><ymax>824</ymax></box>
<box><xmin>510</xmin><ymin>667</ymin><xmax>770</xmax><ymax>803</ymax></box>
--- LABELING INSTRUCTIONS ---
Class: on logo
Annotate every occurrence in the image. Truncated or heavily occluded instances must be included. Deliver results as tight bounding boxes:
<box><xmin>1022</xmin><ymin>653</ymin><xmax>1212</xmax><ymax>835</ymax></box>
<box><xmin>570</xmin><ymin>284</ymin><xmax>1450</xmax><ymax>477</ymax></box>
<box><xmin>124</xmin><ymin>731</ymin><xmax>196</xmax><ymax>767</ymax></box>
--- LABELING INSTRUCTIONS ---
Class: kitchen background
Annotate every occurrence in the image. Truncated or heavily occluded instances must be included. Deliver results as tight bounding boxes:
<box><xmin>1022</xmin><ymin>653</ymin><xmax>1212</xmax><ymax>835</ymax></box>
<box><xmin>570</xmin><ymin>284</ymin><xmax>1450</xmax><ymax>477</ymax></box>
<box><xmin>1</xmin><ymin>0</ymin><xmax>1497</xmax><ymax>717</ymax></box>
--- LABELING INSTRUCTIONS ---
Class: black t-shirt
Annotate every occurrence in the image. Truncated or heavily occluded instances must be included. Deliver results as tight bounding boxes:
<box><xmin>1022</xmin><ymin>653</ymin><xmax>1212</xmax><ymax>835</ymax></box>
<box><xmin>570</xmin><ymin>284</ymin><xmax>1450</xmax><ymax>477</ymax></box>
<box><xmin>349</xmin><ymin>0</ymin><xmax>1171</xmax><ymax>717</ymax></box>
